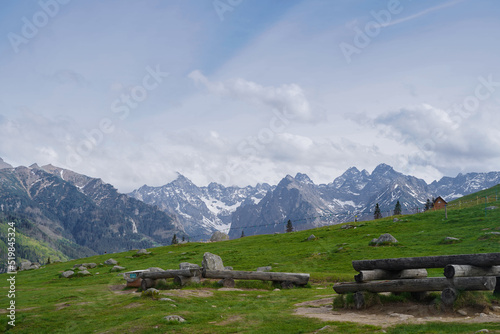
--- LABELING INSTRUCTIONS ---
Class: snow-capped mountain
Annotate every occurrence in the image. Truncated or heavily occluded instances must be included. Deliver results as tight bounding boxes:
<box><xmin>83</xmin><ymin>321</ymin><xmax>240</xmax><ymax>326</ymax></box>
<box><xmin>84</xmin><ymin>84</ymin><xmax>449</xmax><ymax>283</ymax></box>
<box><xmin>130</xmin><ymin>164</ymin><xmax>500</xmax><ymax>239</ymax></box>
<box><xmin>128</xmin><ymin>174</ymin><xmax>272</xmax><ymax>240</ymax></box>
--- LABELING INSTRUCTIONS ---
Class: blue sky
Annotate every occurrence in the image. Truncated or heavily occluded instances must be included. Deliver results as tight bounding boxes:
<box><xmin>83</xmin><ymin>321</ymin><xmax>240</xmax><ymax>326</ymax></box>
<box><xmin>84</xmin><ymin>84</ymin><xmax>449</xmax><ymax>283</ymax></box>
<box><xmin>1</xmin><ymin>0</ymin><xmax>499</xmax><ymax>192</ymax></box>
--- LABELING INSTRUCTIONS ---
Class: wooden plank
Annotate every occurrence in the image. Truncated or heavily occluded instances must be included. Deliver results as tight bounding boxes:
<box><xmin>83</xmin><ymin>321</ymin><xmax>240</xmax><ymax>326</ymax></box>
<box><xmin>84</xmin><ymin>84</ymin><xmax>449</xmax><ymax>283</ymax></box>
<box><xmin>352</xmin><ymin>253</ymin><xmax>500</xmax><ymax>271</ymax></box>
<box><xmin>333</xmin><ymin>276</ymin><xmax>496</xmax><ymax>294</ymax></box>
<box><xmin>203</xmin><ymin>269</ymin><xmax>309</xmax><ymax>285</ymax></box>
<box><xmin>355</xmin><ymin>269</ymin><xmax>427</xmax><ymax>282</ymax></box>
<box><xmin>444</xmin><ymin>265</ymin><xmax>500</xmax><ymax>278</ymax></box>
<box><xmin>140</xmin><ymin>269</ymin><xmax>201</xmax><ymax>279</ymax></box>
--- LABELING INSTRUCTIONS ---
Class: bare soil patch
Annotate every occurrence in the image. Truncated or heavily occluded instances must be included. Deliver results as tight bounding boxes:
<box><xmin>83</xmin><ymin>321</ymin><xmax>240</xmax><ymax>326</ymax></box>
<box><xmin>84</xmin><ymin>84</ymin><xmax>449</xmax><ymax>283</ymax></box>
<box><xmin>294</xmin><ymin>298</ymin><xmax>500</xmax><ymax>328</ymax></box>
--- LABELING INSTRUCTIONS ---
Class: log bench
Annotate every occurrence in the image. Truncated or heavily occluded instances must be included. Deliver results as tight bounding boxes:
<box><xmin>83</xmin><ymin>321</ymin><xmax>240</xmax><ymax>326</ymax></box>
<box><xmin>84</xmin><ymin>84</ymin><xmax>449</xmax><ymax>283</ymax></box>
<box><xmin>203</xmin><ymin>269</ymin><xmax>310</xmax><ymax>289</ymax></box>
<box><xmin>137</xmin><ymin>268</ymin><xmax>310</xmax><ymax>289</ymax></box>
<box><xmin>333</xmin><ymin>252</ymin><xmax>500</xmax><ymax>309</ymax></box>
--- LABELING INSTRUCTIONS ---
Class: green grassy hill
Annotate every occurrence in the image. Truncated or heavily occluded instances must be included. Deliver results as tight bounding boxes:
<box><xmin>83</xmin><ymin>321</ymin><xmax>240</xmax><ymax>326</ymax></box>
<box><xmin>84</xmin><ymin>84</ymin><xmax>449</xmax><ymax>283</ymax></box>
<box><xmin>1</xmin><ymin>186</ymin><xmax>500</xmax><ymax>333</ymax></box>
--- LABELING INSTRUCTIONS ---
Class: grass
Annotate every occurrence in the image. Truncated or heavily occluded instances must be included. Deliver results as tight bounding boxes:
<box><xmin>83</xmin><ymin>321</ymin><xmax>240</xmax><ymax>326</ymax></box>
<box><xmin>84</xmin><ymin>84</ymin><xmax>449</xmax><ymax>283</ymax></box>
<box><xmin>1</xmin><ymin>186</ymin><xmax>500</xmax><ymax>333</ymax></box>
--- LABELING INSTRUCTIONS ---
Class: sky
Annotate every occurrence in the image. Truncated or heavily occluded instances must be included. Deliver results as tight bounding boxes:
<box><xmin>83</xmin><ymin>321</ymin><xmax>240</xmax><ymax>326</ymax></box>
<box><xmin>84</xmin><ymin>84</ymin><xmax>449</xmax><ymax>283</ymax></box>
<box><xmin>0</xmin><ymin>0</ymin><xmax>499</xmax><ymax>192</ymax></box>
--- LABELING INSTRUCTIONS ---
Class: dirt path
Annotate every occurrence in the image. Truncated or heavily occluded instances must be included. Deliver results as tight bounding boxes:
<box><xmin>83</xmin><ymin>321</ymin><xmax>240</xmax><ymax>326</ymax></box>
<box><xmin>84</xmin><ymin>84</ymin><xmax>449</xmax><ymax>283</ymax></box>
<box><xmin>294</xmin><ymin>297</ymin><xmax>500</xmax><ymax>328</ymax></box>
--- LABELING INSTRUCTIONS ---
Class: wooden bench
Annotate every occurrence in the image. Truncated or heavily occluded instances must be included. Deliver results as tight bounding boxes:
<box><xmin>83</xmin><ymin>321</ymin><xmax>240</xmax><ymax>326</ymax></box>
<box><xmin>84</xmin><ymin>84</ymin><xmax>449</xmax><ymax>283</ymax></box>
<box><xmin>333</xmin><ymin>252</ymin><xmax>500</xmax><ymax>309</ymax></box>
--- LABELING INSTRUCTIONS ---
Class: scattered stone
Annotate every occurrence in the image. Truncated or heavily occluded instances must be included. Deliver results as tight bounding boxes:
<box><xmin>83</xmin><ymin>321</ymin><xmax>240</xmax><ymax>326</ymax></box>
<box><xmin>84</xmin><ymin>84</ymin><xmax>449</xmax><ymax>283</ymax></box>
<box><xmin>111</xmin><ymin>266</ymin><xmax>126</xmax><ymax>272</ymax></box>
<box><xmin>307</xmin><ymin>234</ymin><xmax>317</xmax><ymax>241</ymax></box>
<box><xmin>492</xmin><ymin>306</ymin><xmax>500</xmax><ymax>312</ymax></box>
<box><xmin>19</xmin><ymin>261</ymin><xmax>36</xmax><ymax>271</ymax></box>
<box><xmin>256</xmin><ymin>266</ymin><xmax>272</xmax><ymax>272</ymax></box>
<box><xmin>202</xmin><ymin>252</ymin><xmax>225</xmax><ymax>270</ymax></box>
<box><xmin>224</xmin><ymin>266</ymin><xmax>233</xmax><ymax>271</ymax></box>
<box><xmin>316</xmin><ymin>326</ymin><xmax>331</xmax><ymax>332</ymax></box>
<box><xmin>479</xmin><ymin>313</ymin><xmax>488</xmax><ymax>317</ymax></box>
<box><xmin>445</xmin><ymin>237</ymin><xmax>460</xmax><ymax>241</ymax></box>
<box><xmin>486</xmin><ymin>206</ymin><xmax>498</xmax><ymax>210</ymax></box>
<box><xmin>370</xmin><ymin>233</ymin><xmax>398</xmax><ymax>246</ymax></box>
<box><xmin>341</xmin><ymin>224</ymin><xmax>355</xmax><ymax>230</ymax></box>
<box><xmin>210</xmin><ymin>231</ymin><xmax>229</xmax><ymax>242</ymax></box>
<box><xmin>393</xmin><ymin>218</ymin><xmax>399</xmax><ymax>222</ymax></box>
<box><xmin>73</xmin><ymin>264</ymin><xmax>82</xmax><ymax>269</ymax></box>
<box><xmin>457</xmin><ymin>309</ymin><xmax>468</xmax><ymax>316</ymax></box>
<box><xmin>78</xmin><ymin>266</ymin><xmax>87</xmax><ymax>271</ymax></box>
<box><xmin>273</xmin><ymin>289</ymin><xmax>280</xmax><ymax>291</ymax></box>
<box><xmin>179</xmin><ymin>262</ymin><xmax>200</xmax><ymax>270</ymax></box>
<box><xmin>475</xmin><ymin>330</ymin><xmax>489</xmax><ymax>334</ymax></box>
<box><xmin>136</xmin><ymin>249</ymin><xmax>151</xmax><ymax>255</ymax></box>
<box><xmin>104</xmin><ymin>258</ymin><xmax>118</xmax><ymax>265</ymax></box>
<box><xmin>142</xmin><ymin>288</ymin><xmax>160</xmax><ymax>298</ymax></box>
<box><xmin>486</xmin><ymin>232</ymin><xmax>500</xmax><ymax>235</ymax></box>
<box><xmin>164</xmin><ymin>315</ymin><xmax>185</xmax><ymax>322</ymax></box>
<box><xmin>218</xmin><ymin>288</ymin><xmax>243</xmax><ymax>291</ymax></box>
<box><xmin>147</xmin><ymin>267</ymin><xmax>164</xmax><ymax>272</ymax></box>
<box><xmin>61</xmin><ymin>270</ymin><xmax>74</xmax><ymax>278</ymax></box>
<box><xmin>83</xmin><ymin>263</ymin><xmax>97</xmax><ymax>268</ymax></box>
<box><xmin>160</xmin><ymin>298</ymin><xmax>174</xmax><ymax>302</ymax></box>
<box><xmin>79</xmin><ymin>270</ymin><xmax>92</xmax><ymax>276</ymax></box>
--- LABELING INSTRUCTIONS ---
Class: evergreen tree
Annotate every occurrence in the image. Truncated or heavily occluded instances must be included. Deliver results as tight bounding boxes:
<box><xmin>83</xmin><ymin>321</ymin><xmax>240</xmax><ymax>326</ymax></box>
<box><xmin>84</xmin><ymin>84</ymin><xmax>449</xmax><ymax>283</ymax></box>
<box><xmin>286</xmin><ymin>220</ymin><xmax>293</xmax><ymax>233</ymax></box>
<box><xmin>171</xmin><ymin>233</ymin><xmax>178</xmax><ymax>245</ymax></box>
<box><xmin>394</xmin><ymin>200</ymin><xmax>402</xmax><ymax>215</ymax></box>
<box><xmin>182</xmin><ymin>235</ymin><xmax>185</xmax><ymax>242</ymax></box>
<box><xmin>241</xmin><ymin>230</ymin><xmax>245</xmax><ymax>238</ymax></box>
<box><xmin>425</xmin><ymin>198</ymin><xmax>431</xmax><ymax>211</ymax></box>
<box><xmin>374</xmin><ymin>203</ymin><xmax>382</xmax><ymax>219</ymax></box>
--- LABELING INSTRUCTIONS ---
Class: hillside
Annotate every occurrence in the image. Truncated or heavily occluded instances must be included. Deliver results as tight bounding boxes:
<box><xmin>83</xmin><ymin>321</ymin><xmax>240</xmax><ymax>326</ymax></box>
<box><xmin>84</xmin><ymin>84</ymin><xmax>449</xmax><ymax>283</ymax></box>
<box><xmin>1</xmin><ymin>186</ymin><xmax>499</xmax><ymax>333</ymax></box>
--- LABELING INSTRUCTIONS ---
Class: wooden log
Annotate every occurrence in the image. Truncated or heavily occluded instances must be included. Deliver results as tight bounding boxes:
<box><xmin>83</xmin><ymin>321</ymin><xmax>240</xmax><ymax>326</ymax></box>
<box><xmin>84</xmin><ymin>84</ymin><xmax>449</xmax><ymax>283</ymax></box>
<box><xmin>443</xmin><ymin>265</ymin><xmax>500</xmax><ymax>278</ymax></box>
<box><xmin>333</xmin><ymin>276</ymin><xmax>496</xmax><ymax>294</ymax></box>
<box><xmin>355</xmin><ymin>269</ymin><xmax>428</xmax><ymax>282</ymax></box>
<box><xmin>352</xmin><ymin>253</ymin><xmax>500</xmax><ymax>271</ymax></box>
<box><xmin>203</xmin><ymin>270</ymin><xmax>309</xmax><ymax>285</ymax></box>
<box><xmin>141</xmin><ymin>269</ymin><xmax>201</xmax><ymax>280</ymax></box>
<box><xmin>353</xmin><ymin>291</ymin><xmax>365</xmax><ymax>310</ymax></box>
<box><xmin>441</xmin><ymin>288</ymin><xmax>458</xmax><ymax>306</ymax></box>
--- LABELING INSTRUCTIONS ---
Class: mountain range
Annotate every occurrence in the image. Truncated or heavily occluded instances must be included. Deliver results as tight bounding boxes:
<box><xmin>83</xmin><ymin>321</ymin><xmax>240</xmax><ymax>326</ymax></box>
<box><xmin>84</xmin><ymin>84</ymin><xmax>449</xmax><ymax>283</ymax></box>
<box><xmin>0</xmin><ymin>160</ymin><xmax>184</xmax><ymax>266</ymax></box>
<box><xmin>129</xmin><ymin>163</ymin><xmax>500</xmax><ymax>239</ymax></box>
<box><xmin>1</xmin><ymin>157</ymin><xmax>500</xmax><ymax>265</ymax></box>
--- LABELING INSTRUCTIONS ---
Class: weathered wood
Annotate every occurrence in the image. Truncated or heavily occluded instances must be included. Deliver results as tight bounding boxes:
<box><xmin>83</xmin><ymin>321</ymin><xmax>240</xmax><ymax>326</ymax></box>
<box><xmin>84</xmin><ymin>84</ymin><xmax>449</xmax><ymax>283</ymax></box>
<box><xmin>441</xmin><ymin>288</ymin><xmax>458</xmax><ymax>306</ymax></box>
<box><xmin>333</xmin><ymin>276</ymin><xmax>496</xmax><ymax>294</ymax></box>
<box><xmin>352</xmin><ymin>253</ymin><xmax>500</xmax><ymax>271</ymax></box>
<box><xmin>443</xmin><ymin>265</ymin><xmax>500</xmax><ymax>278</ymax></box>
<box><xmin>355</xmin><ymin>269</ymin><xmax>428</xmax><ymax>282</ymax></box>
<box><xmin>141</xmin><ymin>269</ymin><xmax>201</xmax><ymax>280</ymax></box>
<box><xmin>203</xmin><ymin>270</ymin><xmax>309</xmax><ymax>285</ymax></box>
<box><xmin>353</xmin><ymin>291</ymin><xmax>365</xmax><ymax>310</ymax></box>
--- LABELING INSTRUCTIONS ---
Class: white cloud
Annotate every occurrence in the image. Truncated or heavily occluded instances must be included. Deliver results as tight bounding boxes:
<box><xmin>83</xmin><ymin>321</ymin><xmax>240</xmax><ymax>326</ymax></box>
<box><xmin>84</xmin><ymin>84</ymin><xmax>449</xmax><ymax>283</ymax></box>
<box><xmin>188</xmin><ymin>70</ymin><xmax>321</xmax><ymax>123</ymax></box>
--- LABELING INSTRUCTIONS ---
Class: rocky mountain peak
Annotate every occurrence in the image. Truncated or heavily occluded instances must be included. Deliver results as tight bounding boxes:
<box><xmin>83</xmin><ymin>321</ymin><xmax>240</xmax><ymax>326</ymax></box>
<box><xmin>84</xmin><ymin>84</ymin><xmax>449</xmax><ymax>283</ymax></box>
<box><xmin>295</xmin><ymin>173</ymin><xmax>314</xmax><ymax>185</ymax></box>
<box><xmin>0</xmin><ymin>157</ymin><xmax>13</xmax><ymax>170</ymax></box>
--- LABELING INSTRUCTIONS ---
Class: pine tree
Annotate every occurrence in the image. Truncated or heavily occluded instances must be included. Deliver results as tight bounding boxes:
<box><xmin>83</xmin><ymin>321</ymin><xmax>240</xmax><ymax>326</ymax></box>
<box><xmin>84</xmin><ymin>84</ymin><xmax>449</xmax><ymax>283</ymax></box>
<box><xmin>241</xmin><ymin>231</ymin><xmax>245</xmax><ymax>238</ymax></box>
<box><xmin>394</xmin><ymin>200</ymin><xmax>402</xmax><ymax>215</ymax></box>
<box><xmin>171</xmin><ymin>234</ymin><xmax>178</xmax><ymax>245</ymax></box>
<box><xmin>374</xmin><ymin>203</ymin><xmax>382</xmax><ymax>219</ymax></box>
<box><xmin>182</xmin><ymin>235</ymin><xmax>185</xmax><ymax>242</ymax></box>
<box><xmin>425</xmin><ymin>198</ymin><xmax>431</xmax><ymax>211</ymax></box>
<box><xmin>286</xmin><ymin>220</ymin><xmax>293</xmax><ymax>233</ymax></box>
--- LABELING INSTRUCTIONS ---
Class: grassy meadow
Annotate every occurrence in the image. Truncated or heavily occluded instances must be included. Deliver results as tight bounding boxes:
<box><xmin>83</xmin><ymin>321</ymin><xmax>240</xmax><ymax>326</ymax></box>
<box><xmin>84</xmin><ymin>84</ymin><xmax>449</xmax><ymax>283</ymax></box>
<box><xmin>1</xmin><ymin>185</ymin><xmax>500</xmax><ymax>333</ymax></box>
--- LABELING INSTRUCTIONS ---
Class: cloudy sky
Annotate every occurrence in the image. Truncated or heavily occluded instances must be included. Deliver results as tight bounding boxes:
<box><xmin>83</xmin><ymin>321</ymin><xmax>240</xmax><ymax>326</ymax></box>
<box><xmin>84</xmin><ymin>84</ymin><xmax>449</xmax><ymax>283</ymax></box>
<box><xmin>1</xmin><ymin>0</ymin><xmax>499</xmax><ymax>192</ymax></box>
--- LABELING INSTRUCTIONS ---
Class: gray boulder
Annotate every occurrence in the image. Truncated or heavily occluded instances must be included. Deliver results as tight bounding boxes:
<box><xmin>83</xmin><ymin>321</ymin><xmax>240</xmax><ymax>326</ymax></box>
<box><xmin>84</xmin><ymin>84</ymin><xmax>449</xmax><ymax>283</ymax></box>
<box><xmin>111</xmin><ymin>265</ymin><xmax>126</xmax><ymax>272</ymax></box>
<box><xmin>210</xmin><ymin>231</ymin><xmax>229</xmax><ymax>242</ymax></box>
<box><xmin>61</xmin><ymin>270</ymin><xmax>74</xmax><ymax>278</ymax></box>
<box><xmin>164</xmin><ymin>315</ymin><xmax>186</xmax><ymax>322</ymax></box>
<box><xmin>370</xmin><ymin>233</ymin><xmax>398</xmax><ymax>246</ymax></box>
<box><xmin>83</xmin><ymin>263</ymin><xmax>97</xmax><ymax>268</ymax></box>
<box><xmin>256</xmin><ymin>266</ymin><xmax>272</xmax><ymax>272</ymax></box>
<box><xmin>79</xmin><ymin>270</ymin><xmax>92</xmax><ymax>276</ymax></box>
<box><xmin>104</xmin><ymin>258</ymin><xmax>118</xmax><ymax>265</ymax></box>
<box><xmin>486</xmin><ymin>206</ymin><xmax>498</xmax><ymax>210</ymax></box>
<box><xmin>224</xmin><ymin>266</ymin><xmax>233</xmax><ymax>271</ymax></box>
<box><xmin>147</xmin><ymin>267</ymin><xmax>164</xmax><ymax>272</ymax></box>
<box><xmin>307</xmin><ymin>234</ymin><xmax>316</xmax><ymax>241</ymax></box>
<box><xmin>202</xmin><ymin>252</ymin><xmax>225</xmax><ymax>270</ymax></box>
<box><xmin>78</xmin><ymin>266</ymin><xmax>87</xmax><ymax>271</ymax></box>
<box><xmin>444</xmin><ymin>237</ymin><xmax>460</xmax><ymax>241</ymax></box>
<box><xmin>136</xmin><ymin>249</ymin><xmax>151</xmax><ymax>255</ymax></box>
<box><xmin>19</xmin><ymin>261</ymin><xmax>32</xmax><ymax>271</ymax></box>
